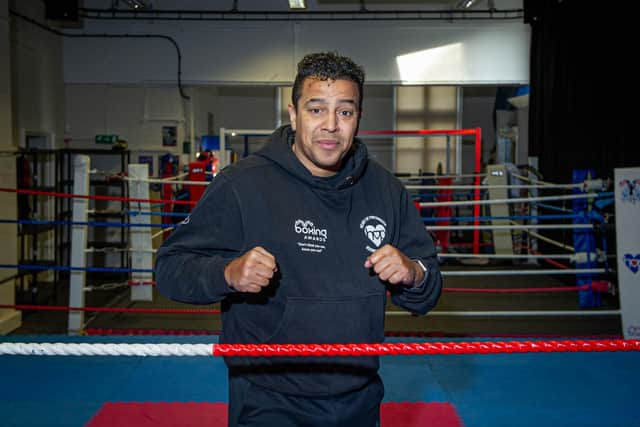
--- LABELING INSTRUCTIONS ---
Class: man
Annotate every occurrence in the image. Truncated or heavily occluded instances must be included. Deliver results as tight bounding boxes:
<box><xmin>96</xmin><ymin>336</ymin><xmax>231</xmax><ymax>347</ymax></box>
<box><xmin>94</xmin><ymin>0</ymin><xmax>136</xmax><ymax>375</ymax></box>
<box><xmin>156</xmin><ymin>51</ymin><xmax>442</xmax><ymax>427</ymax></box>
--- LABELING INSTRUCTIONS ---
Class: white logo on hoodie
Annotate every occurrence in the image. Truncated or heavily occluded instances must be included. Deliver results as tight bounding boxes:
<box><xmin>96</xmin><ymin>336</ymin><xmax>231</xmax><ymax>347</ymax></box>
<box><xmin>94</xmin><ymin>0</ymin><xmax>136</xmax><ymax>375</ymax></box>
<box><xmin>294</xmin><ymin>219</ymin><xmax>327</xmax><ymax>253</ymax></box>
<box><xmin>360</xmin><ymin>216</ymin><xmax>387</xmax><ymax>253</ymax></box>
<box><xmin>294</xmin><ymin>219</ymin><xmax>327</xmax><ymax>241</ymax></box>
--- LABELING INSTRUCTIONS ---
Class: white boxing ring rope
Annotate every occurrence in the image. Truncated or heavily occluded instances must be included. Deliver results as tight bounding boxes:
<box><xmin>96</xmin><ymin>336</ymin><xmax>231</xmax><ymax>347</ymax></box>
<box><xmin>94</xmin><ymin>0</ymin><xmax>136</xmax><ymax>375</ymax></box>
<box><xmin>400</xmin><ymin>173</ymin><xmax>486</xmax><ymax>180</ymax></box>
<box><xmin>407</xmin><ymin>183</ymin><xmax>582</xmax><ymax>190</ymax></box>
<box><xmin>117</xmin><ymin>160</ymin><xmax>607</xmax><ymax>273</ymax></box>
<box><xmin>440</xmin><ymin>269</ymin><xmax>605</xmax><ymax>276</ymax></box>
<box><xmin>80</xmin><ymin>144</ymin><xmax>620</xmax><ymax>330</ymax></box>
<box><xmin>0</xmin><ymin>343</ymin><xmax>213</xmax><ymax>357</ymax></box>
<box><xmin>388</xmin><ymin>310</ymin><xmax>621</xmax><ymax>317</ymax></box>
<box><xmin>419</xmin><ymin>192</ymin><xmax>599</xmax><ymax>208</ymax></box>
<box><xmin>438</xmin><ymin>253</ymin><xmax>575</xmax><ymax>260</ymax></box>
<box><xmin>123</xmin><ymin>176</ymin><xmax>210</xmax><ymax>186</ymax></box>
<box><xmin>218</xmin><ymin>127</ymin><xmax>481</xmax><ymax>177</ymax></box>
<box><xmin>121</xmin><ymin>178</ymin><xmax>591</xmax><ymax>193</ymax></box>
<box><xmin>85</xmin><ymin>247</ymin><xmax>157</xmax><ymax>254</ymax></box>
<box><xmin>509</xmin><ymin>221</ymin><xmax>576</xmax><ymax>252</ymax></box>
<box><xmin>427</xmin><ymin>224</ymin><xmax>593</xmax><ymax>231</ymax></box>
<box><xmin>510</xmin><ymin>173</ymin><xmax>581</xmax><ymax>189</ymax></box>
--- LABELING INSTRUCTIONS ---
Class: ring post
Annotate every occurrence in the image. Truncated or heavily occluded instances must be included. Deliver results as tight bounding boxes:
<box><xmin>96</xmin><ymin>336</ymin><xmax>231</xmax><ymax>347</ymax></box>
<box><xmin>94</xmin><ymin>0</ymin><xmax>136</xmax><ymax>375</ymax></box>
<box><xmin>572</xmin><ymin>169</ymin><xmax>600</xmax><ymax>308</ymax></box>
<box><xmin>487</xmin><ymin>164</ymin><xmax>513</xmax><ymax>256</ymax></box>
<box><xmin>614</xmin><ymin>167</ymin><xmax>640</xmax><ymax>339</ymax></box>
<box><xmin>128</xmin><ymin>164</ymin><xmax>154</xmax><ymax>302</ymax></box>
<box><xmin>68</xmin><ymin>155</ymin><xmax>90</xmax><ymax>335</ymax></box>
<box><xmin>472</xmin><ymin>127</ymin><xmax>482</xmax><ymax>254</ymax></box>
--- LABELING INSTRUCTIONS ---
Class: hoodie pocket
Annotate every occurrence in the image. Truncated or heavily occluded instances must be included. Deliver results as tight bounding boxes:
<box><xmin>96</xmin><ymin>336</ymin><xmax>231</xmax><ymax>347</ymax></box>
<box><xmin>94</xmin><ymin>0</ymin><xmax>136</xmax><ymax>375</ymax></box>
<box><xmin>264</xmin><ymin>293</ymin><xmax>385</xmax><ymax>345</ymax></box>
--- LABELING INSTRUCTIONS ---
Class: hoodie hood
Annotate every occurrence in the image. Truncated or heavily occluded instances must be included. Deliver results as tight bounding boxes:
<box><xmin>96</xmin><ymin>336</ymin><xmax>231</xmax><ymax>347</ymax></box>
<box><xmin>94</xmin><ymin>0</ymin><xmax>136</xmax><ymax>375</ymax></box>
<box><xmin>256</xmin><ymin>125</ymin><xmax>369</xmax><ymax>191</ymax></box>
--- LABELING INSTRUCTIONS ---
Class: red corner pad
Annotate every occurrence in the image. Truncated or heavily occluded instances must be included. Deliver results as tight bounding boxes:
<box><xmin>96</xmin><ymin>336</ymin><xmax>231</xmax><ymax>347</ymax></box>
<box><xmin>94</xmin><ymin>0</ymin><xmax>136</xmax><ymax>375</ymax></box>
<box><xmin>87</xmin><ymin>401</ymin><xmax>463</xmax><ymax>427</ymax></box>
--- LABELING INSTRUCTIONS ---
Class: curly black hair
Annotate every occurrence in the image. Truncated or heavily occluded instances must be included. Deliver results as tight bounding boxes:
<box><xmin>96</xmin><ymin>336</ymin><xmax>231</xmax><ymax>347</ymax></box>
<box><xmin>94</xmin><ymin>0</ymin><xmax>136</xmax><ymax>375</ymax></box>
<box><xmin>291</xmin><ymin>51</ymin><xmax>365</xmax><ymax>111</ymax></box>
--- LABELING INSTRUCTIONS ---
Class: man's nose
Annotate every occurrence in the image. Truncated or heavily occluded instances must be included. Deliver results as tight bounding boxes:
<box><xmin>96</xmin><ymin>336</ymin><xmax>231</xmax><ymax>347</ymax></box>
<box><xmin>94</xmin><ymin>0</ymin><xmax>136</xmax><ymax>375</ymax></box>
<box><xmin>322</xmin><ymin>112</ymin><xmax>338</xmax><ymax>132</ymax></box>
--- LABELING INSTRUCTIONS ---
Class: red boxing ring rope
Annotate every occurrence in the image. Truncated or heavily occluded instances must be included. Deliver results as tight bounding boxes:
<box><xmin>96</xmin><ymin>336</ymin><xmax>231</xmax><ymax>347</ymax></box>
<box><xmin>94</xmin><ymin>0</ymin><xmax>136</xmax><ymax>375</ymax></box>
<box><xmin>0</xmin><ymin>187</ymin><xmax>197</xmax><ymax>206</ymax></box>
<box><xmin>0</xmin><ymin>304</ymin><xmax>220</xmax><ymax>315</ymax></box>
<box><xmin>211</xmin><ymin>340</ymin><xmax>640</xmax><ymax>357</ymax></box>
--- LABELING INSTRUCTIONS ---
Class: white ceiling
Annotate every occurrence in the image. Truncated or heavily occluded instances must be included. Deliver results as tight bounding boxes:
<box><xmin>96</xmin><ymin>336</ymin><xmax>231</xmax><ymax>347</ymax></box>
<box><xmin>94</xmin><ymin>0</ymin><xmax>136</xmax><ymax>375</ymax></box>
<box><xmin>86</xmin><ymin>0</ymin><xmax>523</xmax><ymax>13</ymax></box>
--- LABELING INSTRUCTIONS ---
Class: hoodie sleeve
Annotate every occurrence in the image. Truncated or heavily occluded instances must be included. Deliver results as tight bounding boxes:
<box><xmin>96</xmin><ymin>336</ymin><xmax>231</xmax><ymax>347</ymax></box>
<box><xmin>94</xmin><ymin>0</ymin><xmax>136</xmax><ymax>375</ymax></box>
<box><xmin>390</xmin><ymin>188</ymin><xmax>443</xmax><ymax>315</ymax></box>
<box><xmin>155</xmin><ymin>174</ymin><xmax>244</xmax><ymax>305</ymax></box>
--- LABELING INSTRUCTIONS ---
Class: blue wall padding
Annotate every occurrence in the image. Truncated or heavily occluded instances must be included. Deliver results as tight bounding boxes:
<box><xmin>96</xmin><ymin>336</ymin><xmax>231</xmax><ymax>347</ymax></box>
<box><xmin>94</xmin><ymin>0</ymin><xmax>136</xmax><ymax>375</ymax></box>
<box><xmin>572</xmin><ymin>169</ymin><xmax>601</xmax><ymax>308</ymax></box>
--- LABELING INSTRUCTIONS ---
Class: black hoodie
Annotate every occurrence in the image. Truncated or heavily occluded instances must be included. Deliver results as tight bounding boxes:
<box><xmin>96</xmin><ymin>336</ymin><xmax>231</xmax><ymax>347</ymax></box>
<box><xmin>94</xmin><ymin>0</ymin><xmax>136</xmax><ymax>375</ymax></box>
<box><xmin>156</xmin><ymin>125</ymin><xmax>442</xmax><ymax>396</ymax></box>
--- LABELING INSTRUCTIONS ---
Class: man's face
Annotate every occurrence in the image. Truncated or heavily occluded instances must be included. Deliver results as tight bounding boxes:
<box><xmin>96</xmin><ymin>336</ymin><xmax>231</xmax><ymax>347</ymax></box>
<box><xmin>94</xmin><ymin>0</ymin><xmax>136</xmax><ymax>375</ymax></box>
<box><xmin>288</xmin><ymin>77</ymin><xmax>361</xmax><ymax>177</ymax></box>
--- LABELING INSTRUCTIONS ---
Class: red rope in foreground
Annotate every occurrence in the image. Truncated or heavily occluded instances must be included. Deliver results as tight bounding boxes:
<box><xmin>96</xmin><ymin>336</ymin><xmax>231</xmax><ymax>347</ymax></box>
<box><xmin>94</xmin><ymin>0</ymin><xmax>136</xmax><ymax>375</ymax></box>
<box><xmin>444</xmin><ymin>285</ymin><xmax>590</xmax><ymax>293</ymax></box>
<box><xmin>0</xmin><ymin>187</ymin><xmax>196</xmax><ymax>206</ymax></box>
<box><xmin>0</xmin><ymin>304</ymin><xmax>220</xmax><ymax>315</ymax></box>
<box><xmin>85</xmin><ymin>328</ymin><xmax>220</xmax><ymax>336</ymax></box>
<box><xmin>212</xmin><ymin>340</ymin><xmax>640</xmax><ymax>357</ymax></box>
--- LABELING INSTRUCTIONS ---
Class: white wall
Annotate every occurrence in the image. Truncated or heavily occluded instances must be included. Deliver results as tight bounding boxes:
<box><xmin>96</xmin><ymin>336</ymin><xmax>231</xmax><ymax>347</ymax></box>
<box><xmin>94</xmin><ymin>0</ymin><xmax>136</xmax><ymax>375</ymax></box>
<box><xmin>462</xmin><ymin>86</ymin><xmax>498</xmax><ymax>170</ymax></box>
<box><xmin>65</xmin><ymin>84</ymin><xmax>186</xmax><ymax>150</ymax></box>
<box><xmin>63</xmin><ymin>20</ymin><xmax>529</xmax><ymax>86</ymax></box>
<box><xmin>60</xmin><ymin>3</ymin><xmax>528</xmax><ymax>173</ymax></box>
<box><xmin>2</xmin><ymin>0</ymin><xmax>65</xmax><ymax>334</ymax></box>
<box><xmin>64</xmin><ymin>84</ymin><xmax>277</xmax><ymax>158</ymax></box>
<box><xmin>0</xmin><ymin>0</ymin><xmax>20</xmax><ymax>333</ymax></box>
<box><xmin>0</xmin><ymin>0</ymin><xmax>10</xmax><ymax>147</ymax></box>
<box><xmin>61</xmin><ymin>2</ymin><xmax>528</xmax><ymax>173</ymax></box>
<box><xmin>11</xmin><ymin>0</ymin><xmax>64</xmax><ymax>147</ymax></box>
<box><xmin>357</xmin><ymin>86</ymin><xmax>395</xmax><ymax>170</ymax></box>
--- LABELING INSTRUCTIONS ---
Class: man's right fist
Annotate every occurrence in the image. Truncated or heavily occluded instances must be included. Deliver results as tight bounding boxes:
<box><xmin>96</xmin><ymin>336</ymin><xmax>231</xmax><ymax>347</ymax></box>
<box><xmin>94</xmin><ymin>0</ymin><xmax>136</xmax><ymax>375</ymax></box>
<box><xmin>224</xmin><ymin>246</ymin><xmax>277</xmax><ymax>293</ymax></box>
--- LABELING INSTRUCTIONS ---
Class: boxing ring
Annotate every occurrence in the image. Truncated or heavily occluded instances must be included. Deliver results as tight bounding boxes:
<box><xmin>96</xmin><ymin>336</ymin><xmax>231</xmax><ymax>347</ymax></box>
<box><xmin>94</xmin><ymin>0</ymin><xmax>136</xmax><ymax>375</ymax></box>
<box><xmin>1</xmin><ymin>336</ymin><xmax>639</xmax><ymax>426</ymax></box>
<box><xmin>1</xmin><ymin>128</ymin><xmax>640</xmax><ymax>426</ymax></box>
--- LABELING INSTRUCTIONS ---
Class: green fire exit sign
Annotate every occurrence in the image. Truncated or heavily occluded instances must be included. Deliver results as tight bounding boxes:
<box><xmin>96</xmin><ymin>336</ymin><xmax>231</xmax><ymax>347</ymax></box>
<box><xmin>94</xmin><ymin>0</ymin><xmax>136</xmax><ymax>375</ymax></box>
<box><xmin>95</xmin><ymin>134</ymin><xmax>119</xmax><ymax>144</ymax></box>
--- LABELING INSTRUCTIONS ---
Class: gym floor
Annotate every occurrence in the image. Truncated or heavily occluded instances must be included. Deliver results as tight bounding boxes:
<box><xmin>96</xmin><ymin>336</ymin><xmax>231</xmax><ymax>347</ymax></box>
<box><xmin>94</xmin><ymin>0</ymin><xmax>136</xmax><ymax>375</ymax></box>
<box><xmin>11</xmin><ymin>266</ymin><xmax>622</xmax><ymax>337</ymax></box>
<box><xmin>3</xmin><ymin>267</ymin><xmax>629</xmax><ymax>426</ymax></box>
<box><xmin>1</xmin><ymin>334</ymin><xmax>637</xmax><ymax>427</ymax></box>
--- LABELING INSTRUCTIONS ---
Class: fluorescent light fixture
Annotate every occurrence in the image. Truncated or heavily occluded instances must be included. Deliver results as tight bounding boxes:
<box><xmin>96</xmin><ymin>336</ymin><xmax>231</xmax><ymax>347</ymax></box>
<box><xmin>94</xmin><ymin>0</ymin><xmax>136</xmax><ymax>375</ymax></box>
<box><xmin>124</xmin><ymin>0</ymin><xmax>151</xmax><ymax>10</ymax></box>
<box><xmin>289</xmin><ymin>0</ymin><xmax>306</xmax><ymax>9</ymax></box>
<box><xmin>456</xmin><ymin>0</ymin><xmax>479</xmax><ymax>9</ymax></box>
<box><xmin>396</xmin><ymin>44</ymin><xmax>463</xmax><ymax>84</ymax></box>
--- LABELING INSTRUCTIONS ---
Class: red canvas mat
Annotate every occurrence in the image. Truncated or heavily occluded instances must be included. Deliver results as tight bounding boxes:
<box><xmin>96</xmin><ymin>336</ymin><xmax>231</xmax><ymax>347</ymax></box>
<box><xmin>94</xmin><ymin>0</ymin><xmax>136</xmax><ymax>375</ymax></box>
<box><xmin>87</xmin><ymin>401</ymin><xmax>464</xmax><ymax>426</ymax></box>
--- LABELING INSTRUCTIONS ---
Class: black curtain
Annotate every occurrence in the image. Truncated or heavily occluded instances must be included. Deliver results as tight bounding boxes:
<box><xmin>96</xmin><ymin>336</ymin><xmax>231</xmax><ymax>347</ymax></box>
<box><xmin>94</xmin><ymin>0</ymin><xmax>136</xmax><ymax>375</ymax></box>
<box><xmin>527</xmin><ymin>0</ymin><xmax>636</xmax><ymax>183</ymax></box>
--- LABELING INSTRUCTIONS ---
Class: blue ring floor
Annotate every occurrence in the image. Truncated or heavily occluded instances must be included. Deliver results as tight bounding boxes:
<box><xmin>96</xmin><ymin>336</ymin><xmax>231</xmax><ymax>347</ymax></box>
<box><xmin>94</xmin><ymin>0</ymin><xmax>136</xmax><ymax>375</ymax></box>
<box><xmin>1</xmin><ymin>336</ymin><xmax>638</xmax><ymax>427</ymax></box>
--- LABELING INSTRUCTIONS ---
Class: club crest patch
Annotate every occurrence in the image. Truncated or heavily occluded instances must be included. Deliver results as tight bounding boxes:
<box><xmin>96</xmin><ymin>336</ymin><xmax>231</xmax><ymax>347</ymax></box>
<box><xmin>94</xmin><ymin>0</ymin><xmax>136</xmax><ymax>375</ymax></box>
<box><xmin>360</xmin><ymin>215</ymin><xmax>388</xmax><ymax>253</ymax></box>
<box><xmin>619</xmin><ymin>179</ymin><xmax>640</xmax><ymax>203</ymax></box>
<box><xmin>624</xmin><ymin>254</ymin><xmax>640</xmax><ymax>274</ymax></box>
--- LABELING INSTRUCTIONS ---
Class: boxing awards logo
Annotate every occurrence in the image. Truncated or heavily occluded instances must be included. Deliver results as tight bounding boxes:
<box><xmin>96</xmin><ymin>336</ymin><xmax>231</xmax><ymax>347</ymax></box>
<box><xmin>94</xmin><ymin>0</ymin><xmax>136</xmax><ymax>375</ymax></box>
<box><xmin>294</xmin><ymin>219</ymin><xmax>327</xmax><ymax>254</ymax></box>
<box><xmin>360</xmin><ymin>216</ymin><xmax>387</xmax><ymax>253</ymax></box>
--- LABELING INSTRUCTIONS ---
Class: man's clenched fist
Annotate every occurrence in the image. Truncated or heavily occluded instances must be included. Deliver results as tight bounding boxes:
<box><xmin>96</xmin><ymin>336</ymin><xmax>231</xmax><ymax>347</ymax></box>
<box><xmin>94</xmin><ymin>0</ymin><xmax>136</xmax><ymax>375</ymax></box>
<box><xmin>364</xmin><ymin>244</ymin><xmax>424</xmax><ymax>287</ymax></box>
<box><xmin>224</xmin><ymin>246</ymin><xmax>277</xmax><ymax>293</ymax></box>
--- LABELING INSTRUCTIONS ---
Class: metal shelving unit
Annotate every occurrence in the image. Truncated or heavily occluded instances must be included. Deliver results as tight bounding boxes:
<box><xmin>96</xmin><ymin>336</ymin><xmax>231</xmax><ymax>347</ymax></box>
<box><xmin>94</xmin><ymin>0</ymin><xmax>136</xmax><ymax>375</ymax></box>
<box><xmin>16</xmin><ymin>149</ymin><xmax>58</xmax><ymax>304</ymax></box>
<box><xmin>57</xmin><ymin>149</ymin><xmax>131</xmax><ymax>285</ymax></box>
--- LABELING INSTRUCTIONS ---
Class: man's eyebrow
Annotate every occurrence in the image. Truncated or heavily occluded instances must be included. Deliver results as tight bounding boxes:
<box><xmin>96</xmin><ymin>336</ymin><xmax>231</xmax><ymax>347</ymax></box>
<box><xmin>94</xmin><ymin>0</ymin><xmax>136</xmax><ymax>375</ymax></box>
<box><xmin>304</xmin><ymin>98</ymin><xmax>357</xmax><ymax>106</ymax></box>
<box><xmin>304</xmin><ymin>98</ymin><xmax>328</xmax><ymax>106</ymax></box>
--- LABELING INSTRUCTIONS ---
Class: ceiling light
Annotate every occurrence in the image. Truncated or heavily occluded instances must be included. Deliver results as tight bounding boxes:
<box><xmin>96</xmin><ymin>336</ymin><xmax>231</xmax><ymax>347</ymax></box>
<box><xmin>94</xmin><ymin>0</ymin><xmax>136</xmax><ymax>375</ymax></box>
<box><xmin>124</xmin><ymin>0</ymin><xmax>151</xmax><ymax>10</ymax></box>
<box><xmin>288</xmin><ymin>0</ymin><xmax>306</xmax><ymax>9</ymax></box>
<box><xmin>456</xmin><ymin>0</ymin><xmax>479</xmax><ymax>9</ymax></box>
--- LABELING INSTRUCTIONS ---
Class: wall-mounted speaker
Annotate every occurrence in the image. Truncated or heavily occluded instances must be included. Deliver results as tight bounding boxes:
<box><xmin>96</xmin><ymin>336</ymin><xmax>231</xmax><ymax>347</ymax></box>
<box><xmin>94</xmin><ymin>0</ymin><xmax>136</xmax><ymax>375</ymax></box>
<box><xmin>45</xmin><ymin>0</ymin><xmax>80</xmax><ymax>22</ymax></box>
<box><xmin>523</xmin><ymin>0</ymin><xmax>541</xmax><ymax>24</ymax></box>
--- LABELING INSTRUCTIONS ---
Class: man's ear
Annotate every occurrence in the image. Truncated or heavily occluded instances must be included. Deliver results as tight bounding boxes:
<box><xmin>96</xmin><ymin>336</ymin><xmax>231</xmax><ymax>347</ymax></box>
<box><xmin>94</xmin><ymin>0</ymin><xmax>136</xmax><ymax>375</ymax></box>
<box><xmin>288</xmin><ymin>104</ymin><xmax>297</xmax><ymax>131</ymax></box>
